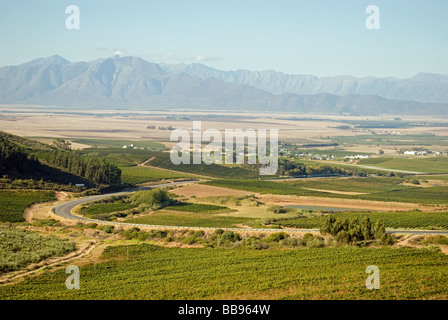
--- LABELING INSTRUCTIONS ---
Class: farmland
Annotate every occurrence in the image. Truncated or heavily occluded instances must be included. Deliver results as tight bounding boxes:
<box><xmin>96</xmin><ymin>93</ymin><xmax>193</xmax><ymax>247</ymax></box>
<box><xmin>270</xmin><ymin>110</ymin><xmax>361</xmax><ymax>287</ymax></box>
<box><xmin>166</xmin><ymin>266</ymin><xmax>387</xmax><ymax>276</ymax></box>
<box><xmin>148</xmin><ymin>156</ymin><xmax>261</xmax><ymax>179</ymax></box>
<box><xmin>120</xmin><ymin>166</ymin><xmax>196</xmax><ymax>185</ymax></box>
<box><xmin>0</xmin><ymin>226</ymin><xmax>76</xmax><ymax>273</ymax></box>
<box><xmin>71</xmin><ymin>138</ymin><xmax>166</xmax><ymax>150</ymax></box>
<box><xmin>163</xmin><ymin>202</ymin><xmax>233</xmax><ymax>214</ymax></box>
<box><xmin>358</xmin><ymin>157</ymin><xmax>448</xmax><ymax>174</ymax></box>
<box><xmin>204</xmin><ymin>178</ymin><xmax>448</xmax><ymax>205</ymax></box>
<box><xmin>1</xmin><ymin>244</ymin><xmax>448</xmax><ymax>299</ymax></box>
<box><xmin>0</xmin><ymin>190</ymin><xmax>55</xmax><ymax>222</ymax></box>
<box><xmin>268</xmin><ymin>211</ymin><xmax>448</xmax><ymax>230</ymax></box>
<box><xmin>331</xmin><ymin>134</ymin><xmax>448</xmax><ymax>147</ymax></box>
<box><xmin>76</xmin><ymin>148</ymin><xmax>198</xmax><ymax>184</ymax></box>
<box><xmin>125</xmin><ymin>210</ymin><xmax>255</xmax><ymax>228</ymax></box>
<box><xmin>3</xmin><ymin>111</ymin><xmax>448</xmax><ymax>301</ymax></box>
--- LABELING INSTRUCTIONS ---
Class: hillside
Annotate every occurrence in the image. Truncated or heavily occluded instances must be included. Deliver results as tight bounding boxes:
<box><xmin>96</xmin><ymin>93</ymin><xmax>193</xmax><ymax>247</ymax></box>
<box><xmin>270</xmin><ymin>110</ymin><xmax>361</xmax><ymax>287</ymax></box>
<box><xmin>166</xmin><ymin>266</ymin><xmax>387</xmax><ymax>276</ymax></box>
<box><xmin>0</xmin><ymin>131</ymin><xmax>121</xmax><ymax>189</ymax></box>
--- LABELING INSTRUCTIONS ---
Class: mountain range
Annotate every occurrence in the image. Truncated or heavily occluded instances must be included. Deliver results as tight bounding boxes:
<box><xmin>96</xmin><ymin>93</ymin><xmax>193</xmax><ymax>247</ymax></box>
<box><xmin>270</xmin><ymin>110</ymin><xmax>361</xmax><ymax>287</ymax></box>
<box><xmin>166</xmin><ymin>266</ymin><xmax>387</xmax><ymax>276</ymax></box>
<box><xmin>0</xmin><ymin>55</ymin><xmax>447</xmax><ymax>115</ymax></box>
<box><xmin>161</xmin><ymin>63</ymin><xmax>448</xmax><ymax>104</ymax></box>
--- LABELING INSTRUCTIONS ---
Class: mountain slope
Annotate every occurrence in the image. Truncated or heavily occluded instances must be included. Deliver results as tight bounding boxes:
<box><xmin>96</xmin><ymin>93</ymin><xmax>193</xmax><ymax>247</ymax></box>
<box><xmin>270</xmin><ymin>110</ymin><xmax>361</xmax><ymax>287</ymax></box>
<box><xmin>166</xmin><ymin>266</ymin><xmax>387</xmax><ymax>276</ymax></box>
<box><xmin>1</xmin><ymin>55</ymin><xmax>447</xmax><ymax>114</ymax></box>
<box><xmin>161</xmin><ymin>63</ymin><xmax>448</xmax><ymax>104</ymax></box>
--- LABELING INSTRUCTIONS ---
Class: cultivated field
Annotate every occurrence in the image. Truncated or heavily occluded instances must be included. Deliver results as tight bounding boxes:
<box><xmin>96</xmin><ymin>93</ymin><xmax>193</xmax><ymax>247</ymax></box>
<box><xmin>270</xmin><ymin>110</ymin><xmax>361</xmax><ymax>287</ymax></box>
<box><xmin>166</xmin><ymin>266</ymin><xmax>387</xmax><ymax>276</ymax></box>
<box><xmin>3</xmin><ymin>108</ymin><xmax>448</xmax><ymax>300</ymax></box>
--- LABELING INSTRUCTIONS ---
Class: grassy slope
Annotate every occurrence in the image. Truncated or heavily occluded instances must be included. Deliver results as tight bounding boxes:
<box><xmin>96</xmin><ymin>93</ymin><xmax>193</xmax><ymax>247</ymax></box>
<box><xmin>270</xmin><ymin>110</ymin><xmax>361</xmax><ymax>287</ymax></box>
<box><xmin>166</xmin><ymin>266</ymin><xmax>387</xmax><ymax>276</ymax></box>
<box><xmin>271</xmin><ymin>211</ymin><xmax>448</xmax><ymax>230</ymax></box>
<box><xmin>359</xmin><ymin>157</ymin><xmax>448</xmax><ymax>174</ymax></box>
<box><xmin>119</xmin><ymin>166</ymin><xmax>196</xmax><ymax>184</ymax></box>
<box><xmin>0</xmin><ymin>190</ymin><xmax>56</xmax><ymax>222</ymax></box>
<box><xmin>125</xmin><ymin>211</ymin><xmax>255</xmax><ymax>228</ymax></box>
<box><xmin>2</xmin><ymin>244</ymin><xmax>448</xmax><ymax>299</ymax></box>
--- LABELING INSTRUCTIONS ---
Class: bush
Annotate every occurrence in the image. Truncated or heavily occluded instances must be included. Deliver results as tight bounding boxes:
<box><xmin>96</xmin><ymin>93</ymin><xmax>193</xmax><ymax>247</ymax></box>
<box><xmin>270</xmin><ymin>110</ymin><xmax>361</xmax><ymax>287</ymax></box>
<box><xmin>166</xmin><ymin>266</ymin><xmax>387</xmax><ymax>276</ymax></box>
<box><xmin>283</xmin><ymin>237</ymin><xmax>299</xmax><ymax>247</ymax></box>
<box><xmin>148</xmin><ymin>230</ymin><xmax>168</xmax><ymax>239</ymax></box>
<box><xmin>320</xmin><ymin>216</ymin><xmax>392</xmax><ymax>246</ymax></box>
<box><xmin>182</xmin><ymin>236</ymin><xmax>197</xmax><ymax>245</ymax></box>
<box><xmin>242</xmin><ymin>237</ymin><xmax>269</xmax><ymax>250</ymax></box>
<box><xmin>302</xmin><ymin>233</ymin><xmax>315</xmax><ymax>242</ymax></box>
<box><xmin>307</xmin><ymin>237</ymin><xmax>325</xmax><ymax>248</ymax></box>
<box><xmin>132</xmin><ymin>188</ymin><xmax>171</xmax><ymax>206</ymax></box>
<box><xmin>266</xmin><ymin>205</ymin><xmax>287</xmax><ymax>214</ymax></box>
<box><xmin>422</xmin><ymin>235</ymin><xmax>448</xmax><ymax>245</ymax></box>
<box><xmin>193</xmin><ymin>230</ymin><xmax>205</xmax><ymax>238</ymax></box>
<box><xmin>266</xmin><ymin>232</ymin><xmax>288</xmax><ymax>242</ymax></box>
<box><xmin>221</xmin><ymin>231</ymin><xmax>241</xmax><ymax>242</ymax></box>
<box><xmin>301</xmin><ymin>233</ymin><xmax>325</xmax><ymax>247</ymax></box>
<box><xmin>102</xmin><ymin>225</ymin><xmax>115</xmax><ymax>234</ymax></box>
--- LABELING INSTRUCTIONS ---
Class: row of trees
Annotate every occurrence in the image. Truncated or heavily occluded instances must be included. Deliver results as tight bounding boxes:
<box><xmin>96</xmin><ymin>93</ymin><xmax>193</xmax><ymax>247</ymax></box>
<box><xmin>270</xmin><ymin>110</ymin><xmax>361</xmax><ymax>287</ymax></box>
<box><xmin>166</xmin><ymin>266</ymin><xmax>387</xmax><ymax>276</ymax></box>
<box><xmin>320</xmin><ymin>216</ymin><xmax>393</xmax><ymax>245</ymax></box>
<box><xmin>278</xmin><ymin>159</ymin><xmax>348</xmax><ymax>177</ymax></box>
<box><xmin>44</xmin><ymin>150</ymin><xmax>121</xmax><ymax>185</ymax></box>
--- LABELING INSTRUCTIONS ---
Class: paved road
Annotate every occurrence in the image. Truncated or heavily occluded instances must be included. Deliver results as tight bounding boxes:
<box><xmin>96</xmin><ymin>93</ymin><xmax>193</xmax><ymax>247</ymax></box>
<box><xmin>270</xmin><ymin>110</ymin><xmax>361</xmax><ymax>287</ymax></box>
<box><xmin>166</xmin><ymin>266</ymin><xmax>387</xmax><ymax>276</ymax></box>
<box><xmin>52</xmin><ymin>180</ymin><xmax>448</xmax><ymax>236</ymax></box>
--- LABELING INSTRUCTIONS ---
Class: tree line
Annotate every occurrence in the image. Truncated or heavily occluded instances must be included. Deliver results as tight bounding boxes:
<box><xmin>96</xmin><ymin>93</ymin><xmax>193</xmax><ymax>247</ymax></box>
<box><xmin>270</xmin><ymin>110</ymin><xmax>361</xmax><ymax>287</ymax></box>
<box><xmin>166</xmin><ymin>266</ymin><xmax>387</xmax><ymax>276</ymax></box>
<box><xmin>44</xmin><ymin>150</ymin><xmax>121</xmax><ymax>185</ymax></box>
<box><xmin>320</xmin><ymin>216</ymin><xmax>393</xmax><ymax>245</ymax></box>
<box><xmin>277</xmin><ymin>159</ymin><xmax>347</xmax><ymax>177</ymax></box>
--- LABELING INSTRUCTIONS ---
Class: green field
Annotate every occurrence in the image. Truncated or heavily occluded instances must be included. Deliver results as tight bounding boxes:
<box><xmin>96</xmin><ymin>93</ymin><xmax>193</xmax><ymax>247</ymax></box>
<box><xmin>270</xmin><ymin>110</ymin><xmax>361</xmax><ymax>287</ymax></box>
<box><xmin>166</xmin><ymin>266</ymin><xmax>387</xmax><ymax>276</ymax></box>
<box><xmin>76</xmin><ymin>148</ymin><xmax>165</xmax><ymax>167</ymax></box>
<box><xmin>148</xmin><ymin>156</ymin><xmax>262</xmax><ymax>179</ymax></box>
<box><xmin>77</xmin><ymin>148</ymin><xmax>198</xmax><ymax>184</ymax></box>
<box><xmin>164</xmin><ymin>202</ymin><xmax>233</xmax><ymax>214</ymax></box>
<box><xmin>204</xmin><ymin>178</ymin><xmax>448</xmax><ymax>205</ymax></box>
<box><xmin>125</xmin><ymin>210</ymin><xmax>255</xmax><ymax>228</ymax></box>
<box><xmin>120</xmin><ymin>166</ymin><xmax>196</xmax><ymax>185</ymax></box>
<box><xmin>358</xmin><ymin>157</ymin><xmax>448</xmax><ymax>174</ymax></box>
<box><xmin>0</xmin><ymin>190</ymin><xmax>56</xmax><ymax>222</ymax></box>
<box><xmin>82</xmin><ymin>201</ymin><xmax>138</xmax><ymax>218</ymax></box>
<box><xmin>269</xmin><ymin>211</ymin><xmax>448</xmax><ymax>230</ymax></box>
<box><xmin>285</xmin><ymin>177</ymin><xmax>407</xmax><ymax>193</ymax></box>
<box><xmin>2</xmin><ymin>244</ymin><xmax>448</xmax><ymax>299</ymax></box>
<box><xmin>0</xmin><ymin>226</ymin><xmax>76</xmax><ymax>273</ymax></box>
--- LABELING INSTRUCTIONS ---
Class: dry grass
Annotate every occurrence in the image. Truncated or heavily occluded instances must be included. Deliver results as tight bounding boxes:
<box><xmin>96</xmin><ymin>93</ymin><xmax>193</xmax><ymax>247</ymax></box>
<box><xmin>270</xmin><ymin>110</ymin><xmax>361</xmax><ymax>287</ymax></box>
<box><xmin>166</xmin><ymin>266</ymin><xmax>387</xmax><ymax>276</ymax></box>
<box><xmin>3</xmin><ymin>107</ymin><xmax>448</xmax><ymax>143</ymax></box>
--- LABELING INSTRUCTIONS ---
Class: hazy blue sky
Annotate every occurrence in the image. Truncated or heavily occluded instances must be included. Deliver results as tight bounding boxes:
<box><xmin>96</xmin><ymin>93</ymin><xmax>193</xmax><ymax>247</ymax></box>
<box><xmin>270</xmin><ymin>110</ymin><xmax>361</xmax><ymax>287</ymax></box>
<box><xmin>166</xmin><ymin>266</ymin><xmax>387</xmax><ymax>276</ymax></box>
<box><xmin>0</xmin><ymin>0</ymin><xmax>447</xmax><ymax>77</ymax></box>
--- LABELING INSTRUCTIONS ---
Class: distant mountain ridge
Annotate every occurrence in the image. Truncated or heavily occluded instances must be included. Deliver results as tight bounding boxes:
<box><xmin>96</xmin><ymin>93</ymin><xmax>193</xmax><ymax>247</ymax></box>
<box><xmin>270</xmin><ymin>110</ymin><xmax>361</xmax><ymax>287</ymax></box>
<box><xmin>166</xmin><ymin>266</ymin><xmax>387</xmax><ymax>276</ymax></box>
<box><xmin>160</xmin><ymin>63</ymin><xmax>448</xmax><ymax>104</ymax></box>
<box><xmin>0</xmin><ymin>55</ymin><xmax>447</xmax><ymax>115</ymax></box>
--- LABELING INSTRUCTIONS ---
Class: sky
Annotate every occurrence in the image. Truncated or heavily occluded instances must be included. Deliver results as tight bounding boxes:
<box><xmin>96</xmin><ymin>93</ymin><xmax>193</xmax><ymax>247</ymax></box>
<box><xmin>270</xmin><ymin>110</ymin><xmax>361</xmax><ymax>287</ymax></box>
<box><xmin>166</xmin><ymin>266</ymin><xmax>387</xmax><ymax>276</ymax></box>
<box><xmin>0</xmin><ymin>0</ymin><xmax>447</xmax><ymax>78</ymax></box>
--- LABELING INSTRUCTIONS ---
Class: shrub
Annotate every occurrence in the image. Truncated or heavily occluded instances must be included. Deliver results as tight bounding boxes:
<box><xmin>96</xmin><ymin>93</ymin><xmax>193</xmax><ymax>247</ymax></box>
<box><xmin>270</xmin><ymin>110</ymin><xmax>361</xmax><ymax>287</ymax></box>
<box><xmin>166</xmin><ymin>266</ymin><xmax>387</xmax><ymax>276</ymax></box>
<box><xmin>302</xmin><ymin>233</ymin><xmax>315</xmax><ymax>242</ymax></box>
<box><xmin>193</xmin><ymin>230</ymin><xmax>205</xmax><ymax>238</ymax></box>
<box><xmin>422</xmin><ymin>235</ymin><xmax>448</xmax><ymax>245</ymax></box>
<box><xmin>266</xmin><ymin>232</ymin><xmax>288</xmax><ymax>242</ymax></box>
<box><xmin>148</xmin><ymin>230</ymin><xmax>168</xmax><ymax>239</ymax></box>
<box><xmin>132</xmin><ymin>188</ymin><xmax>171</xmax><ymax>206</ymax></box>
<box><xmin>266</xmin><ymin>205</ymin><xmax>287</xmax><ymax>214</ymax></box>
<box><xmin>182</xmin><ymin>236</ymin><xmax>197</xmax><ymax>245</ymax></box>
<box><xmin>102</xmin><ymin>225</ymin><xmax>115</xmax><ymax>234</ymax></box>
<box><xmin>283</xmin><ymin>237</ymin><xmax>299</xmax><ymax>247</ymax></box>
<box><xmin>307</xmin><ymin>237</ymin><xmax>325</xmax><ymax>248</ymax></box>
<box><xmin>221</xmin><ymin>231</ymin><xmax>241</xmax><ymax>242</ymax></box>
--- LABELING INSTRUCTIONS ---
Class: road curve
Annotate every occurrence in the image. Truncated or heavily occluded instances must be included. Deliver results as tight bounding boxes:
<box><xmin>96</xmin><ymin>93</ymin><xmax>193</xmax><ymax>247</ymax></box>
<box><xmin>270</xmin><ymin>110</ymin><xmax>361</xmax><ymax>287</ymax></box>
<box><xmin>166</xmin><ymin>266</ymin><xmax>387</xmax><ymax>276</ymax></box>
<box><xmin>52</xmin><ymin>180</ymin><xmax>448</xmax><ymax>236</ymax></box>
